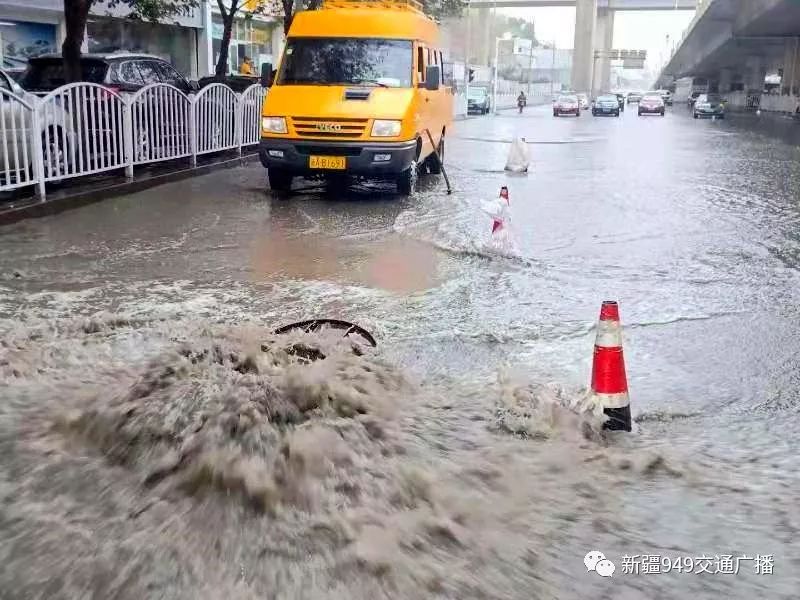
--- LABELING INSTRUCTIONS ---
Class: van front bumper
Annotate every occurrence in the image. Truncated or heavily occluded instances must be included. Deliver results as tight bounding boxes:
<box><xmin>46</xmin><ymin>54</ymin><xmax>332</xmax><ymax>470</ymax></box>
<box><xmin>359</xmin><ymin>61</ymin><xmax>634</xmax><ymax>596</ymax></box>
<box><xmin>259</xmin><ymin>138</ymin><xmax>418</xmax><ymax>176</ymax></box>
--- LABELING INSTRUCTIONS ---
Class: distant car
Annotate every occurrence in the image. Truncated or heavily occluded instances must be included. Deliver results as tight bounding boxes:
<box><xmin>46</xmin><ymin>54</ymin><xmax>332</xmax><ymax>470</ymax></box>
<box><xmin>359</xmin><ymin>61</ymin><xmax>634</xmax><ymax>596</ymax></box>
<box><xmin>592</xmin><ymin>94</ymin><xmax>620</xmax><ymax>117</ymax></box>
<box><xmin>627</xmin><ymin>91</ymin><xmax>643</xmax><ymax>104</ymax></box>
<box><xmin>693</xmin><ymin>93</ymin><xmax>725</xmax><ymax>119</ymax></box>
<box><xmin>553</xmin><ymin>94</ymin><xmax>580</xmax><ymax>117</ymax></box>
<box><xmin>576</xmin><ymin>93</ymin><xmax>590</xmax><ymax>110</ymax></box>
<box><xmin>467</xmin><ymin>87</ymin><xmax>491</xmax><ymax>114</ymax></box>
<box><xmin>687</xmin><ymin>91</ymin><xmax>701</xmax><ymax>106</ymax></box>
<box><xmin>657</xmin><ymin>89</ymin><xmax>673</xmax><ymax>106</ymax></box>
<box><xmin>614</xmin><ymin>93</ymin><xmax>625</xmax><ymax>111</ymax></box>
<box><xmin>638</xmin><ymin>94</ymin><xmax>665</xmax><ymax>116</ymax></box>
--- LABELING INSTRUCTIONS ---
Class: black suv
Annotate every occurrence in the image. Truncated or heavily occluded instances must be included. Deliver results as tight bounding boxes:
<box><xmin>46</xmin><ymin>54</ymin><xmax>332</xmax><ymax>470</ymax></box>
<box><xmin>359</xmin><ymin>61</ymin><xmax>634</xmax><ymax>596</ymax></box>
<box><xmin>20</xmin><ymin>53</ymin><xmax>195</xmax><ymax>94</ymax></box>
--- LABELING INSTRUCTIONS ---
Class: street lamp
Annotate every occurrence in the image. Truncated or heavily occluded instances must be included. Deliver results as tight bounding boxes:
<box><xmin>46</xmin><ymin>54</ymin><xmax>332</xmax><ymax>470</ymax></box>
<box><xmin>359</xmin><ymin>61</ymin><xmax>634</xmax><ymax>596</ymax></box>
<box><xmin>492</xmin><ymin>31</ymin><xmax>513</xmax><ymax>115</ymax></box>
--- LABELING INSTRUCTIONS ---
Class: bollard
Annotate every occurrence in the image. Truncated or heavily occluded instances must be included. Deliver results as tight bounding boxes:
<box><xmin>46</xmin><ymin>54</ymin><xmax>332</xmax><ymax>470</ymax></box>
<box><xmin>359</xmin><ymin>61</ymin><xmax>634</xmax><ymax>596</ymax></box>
<box><xmin>591</xmin><ymin>300</ymin><xmax>632</xmax><ymax>432</ymax></box>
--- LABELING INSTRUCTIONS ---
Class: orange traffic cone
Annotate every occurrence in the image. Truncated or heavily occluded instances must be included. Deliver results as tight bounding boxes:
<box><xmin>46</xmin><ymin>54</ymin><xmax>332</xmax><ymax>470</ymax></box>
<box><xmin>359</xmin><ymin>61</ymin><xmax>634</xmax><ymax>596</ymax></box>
<box><xmin>591</xmin><ymin>300</ymin><xmax>631</xmax><ymax>431</ymax></box>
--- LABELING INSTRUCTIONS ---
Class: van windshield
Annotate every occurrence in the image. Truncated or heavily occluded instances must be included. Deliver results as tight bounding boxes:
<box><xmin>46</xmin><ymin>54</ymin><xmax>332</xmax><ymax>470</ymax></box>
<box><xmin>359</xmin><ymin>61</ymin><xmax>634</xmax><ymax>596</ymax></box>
<box><xmin>278</xmin><ymin>38</ymin><xmax>413</xmax><ymax>88</ymax></box>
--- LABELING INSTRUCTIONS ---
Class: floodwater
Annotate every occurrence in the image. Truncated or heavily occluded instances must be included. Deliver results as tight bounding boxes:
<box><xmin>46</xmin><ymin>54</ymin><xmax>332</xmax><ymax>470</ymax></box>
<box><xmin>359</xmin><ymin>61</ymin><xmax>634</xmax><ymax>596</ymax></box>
<box><xmin>1</xmin><ymin>106</ymin><xmax>799</xmax><ymax>599</ymax></box>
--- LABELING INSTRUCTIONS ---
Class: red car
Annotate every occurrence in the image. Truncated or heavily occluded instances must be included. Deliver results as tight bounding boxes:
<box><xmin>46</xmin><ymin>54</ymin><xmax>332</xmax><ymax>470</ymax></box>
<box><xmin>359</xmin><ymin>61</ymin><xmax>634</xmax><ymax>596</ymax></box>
<box><xmin>553</xmin><ymin>94</ymin><xmax>580</xmax><ymax>117</ymax></box>
<box><xmin>638</xmin><ymin>94</ymin><xmax>665</xmax><ymax>116</ymax></box>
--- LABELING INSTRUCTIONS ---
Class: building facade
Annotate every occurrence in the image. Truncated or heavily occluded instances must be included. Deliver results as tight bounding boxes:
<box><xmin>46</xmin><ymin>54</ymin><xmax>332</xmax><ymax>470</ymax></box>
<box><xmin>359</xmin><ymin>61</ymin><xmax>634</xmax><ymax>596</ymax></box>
<box><xmin>0</xmin><ymin>0</ymin><xmax>284</xmax><ymax>79</ymax></box>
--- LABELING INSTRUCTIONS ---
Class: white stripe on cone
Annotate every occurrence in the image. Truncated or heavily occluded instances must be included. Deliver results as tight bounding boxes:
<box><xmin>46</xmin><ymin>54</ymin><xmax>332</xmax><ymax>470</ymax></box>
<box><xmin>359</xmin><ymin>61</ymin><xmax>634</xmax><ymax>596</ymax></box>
<box><xmin>595</xmin><ymin>320</ymin><xmax>623</xmax><ymax>348</ymax></box>
<box><xmin>594</xmin><ymin>391</ymin><xmax>630</xmax><ymax>409</ymax></box>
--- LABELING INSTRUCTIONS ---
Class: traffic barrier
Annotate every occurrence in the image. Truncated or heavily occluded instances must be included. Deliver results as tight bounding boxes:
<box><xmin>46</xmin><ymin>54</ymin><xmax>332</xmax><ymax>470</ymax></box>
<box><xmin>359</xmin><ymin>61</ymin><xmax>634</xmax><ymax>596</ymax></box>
<box><xmin>0</xmin><ymin>83</ymin><xmax>268</xmax><ymax>200</ymax></box>
<box><xmin>591</xmin><ymin>300</ymin><xmax>632</xmax><ymax>432</ymax></box>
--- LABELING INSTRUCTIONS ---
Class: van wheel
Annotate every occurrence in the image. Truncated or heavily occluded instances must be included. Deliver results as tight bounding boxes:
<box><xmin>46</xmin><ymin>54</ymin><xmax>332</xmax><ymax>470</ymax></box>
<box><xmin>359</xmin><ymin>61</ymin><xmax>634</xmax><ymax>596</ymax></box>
<box><xmin>396</xmin><ymin>160</ymin><xmax>417</xmax><ymax>196</ymax></box>
<box><xmin>268</xmin><ymin>168</ymin><xmax>293</xmax><ymax>192</ymax></box>
<box><xmin>426</xmin><ymin>134</ymin><xmax>444</xmax><ymax>175</ymax></box>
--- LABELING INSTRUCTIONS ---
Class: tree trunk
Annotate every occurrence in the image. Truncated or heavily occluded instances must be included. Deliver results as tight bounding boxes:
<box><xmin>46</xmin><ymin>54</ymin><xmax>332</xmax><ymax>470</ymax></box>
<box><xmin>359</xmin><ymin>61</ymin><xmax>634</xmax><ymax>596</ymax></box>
<box><xmin>282</xmin><ymin>0</ymin><xmax>295</xmax><ymax>36</ymax></box>
<box><xmin>62</xmin><ymin>0</ymin><xmax>91</xmax><ymax>83</ymax></box>
<box><xmin>215</xmin><ymin>11</ymin><xmax>235</xmax><ymax>78</ymax></box>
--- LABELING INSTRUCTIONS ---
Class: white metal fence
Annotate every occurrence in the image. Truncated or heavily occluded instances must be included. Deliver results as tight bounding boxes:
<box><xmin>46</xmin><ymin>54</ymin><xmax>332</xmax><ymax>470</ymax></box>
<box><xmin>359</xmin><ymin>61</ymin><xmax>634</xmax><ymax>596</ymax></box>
<box><xmin>0</xmin><ymin>88</ymin><xmax>37</xmax><ymax>191</ymax></box>
<box><xmin>0</xmin><ymin>82</ymin><xmax>267</xmax><ymax>200</ymax></box>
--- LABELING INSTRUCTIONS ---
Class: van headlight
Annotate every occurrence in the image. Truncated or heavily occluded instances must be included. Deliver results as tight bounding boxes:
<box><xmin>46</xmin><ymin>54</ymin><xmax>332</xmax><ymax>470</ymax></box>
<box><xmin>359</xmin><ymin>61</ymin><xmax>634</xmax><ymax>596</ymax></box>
<box><xmin>371</xmin><ymin>120</ymin><xmax>402</xmax><ymax>137</ymax></box>
<box><xmin>262</xmin><ymin>117</ymin><xmax>287</xmax><ymax>134</ymax></box>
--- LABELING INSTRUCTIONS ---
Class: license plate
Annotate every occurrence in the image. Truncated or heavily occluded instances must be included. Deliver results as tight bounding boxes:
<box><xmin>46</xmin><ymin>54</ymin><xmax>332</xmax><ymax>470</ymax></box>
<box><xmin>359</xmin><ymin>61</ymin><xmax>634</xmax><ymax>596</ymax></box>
<box><xmin>309</xmin><ymin>155</ymin><xmax>346</xmax><ymax>170</ymax></box>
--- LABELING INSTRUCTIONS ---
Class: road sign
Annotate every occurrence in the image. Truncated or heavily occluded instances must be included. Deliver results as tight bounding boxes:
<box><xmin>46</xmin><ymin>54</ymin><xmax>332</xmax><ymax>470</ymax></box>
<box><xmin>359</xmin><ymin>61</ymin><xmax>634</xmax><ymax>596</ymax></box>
<box><xmin>595</xmin><ymin>49</ymin><xmax>647</xmax><ymax>61</ymax></box>
<box><xmin>623</xmin><ymin>58</ymin><xmax>646</xmax><ymax>69</ymax></box>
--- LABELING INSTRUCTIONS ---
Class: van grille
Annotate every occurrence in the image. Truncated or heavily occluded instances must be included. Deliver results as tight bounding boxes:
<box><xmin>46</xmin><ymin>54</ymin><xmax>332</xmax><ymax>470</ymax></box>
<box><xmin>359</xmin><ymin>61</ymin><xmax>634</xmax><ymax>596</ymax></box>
<box><xmin>290</xmin><ymin>117</ymin><xmax>368</xmax><ymax>139</ymax></box>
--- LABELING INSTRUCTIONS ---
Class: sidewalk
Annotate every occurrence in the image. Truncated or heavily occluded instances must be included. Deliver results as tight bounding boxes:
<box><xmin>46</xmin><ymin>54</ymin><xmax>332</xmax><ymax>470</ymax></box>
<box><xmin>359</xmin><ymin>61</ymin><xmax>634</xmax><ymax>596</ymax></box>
<box><xmin>0</xmin><ymin>150</ymin><xmax>259</xmax><ymax>226</ymax></box>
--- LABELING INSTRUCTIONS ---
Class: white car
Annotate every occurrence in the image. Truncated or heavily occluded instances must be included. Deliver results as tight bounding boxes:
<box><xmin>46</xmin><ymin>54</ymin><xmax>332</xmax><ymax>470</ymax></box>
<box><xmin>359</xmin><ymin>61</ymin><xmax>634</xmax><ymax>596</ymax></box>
<box><xmin>1</xmin><ymin>67</ymin><xmax>72</xmax><ymax>187</ymax></box>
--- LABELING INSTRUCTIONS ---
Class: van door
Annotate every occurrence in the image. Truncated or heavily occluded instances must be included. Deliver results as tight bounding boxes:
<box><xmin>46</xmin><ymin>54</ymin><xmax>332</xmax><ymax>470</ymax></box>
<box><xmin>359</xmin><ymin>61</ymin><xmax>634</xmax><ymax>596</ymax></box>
<box><xmin>415</xmin><ymin>42</ymin><xmax>434</xmax><ymax>163</ymax></box>
<box><xmin>432</xmin><ymin>49</ymin><xmax>450</xmax><ymax>147</ymax></box>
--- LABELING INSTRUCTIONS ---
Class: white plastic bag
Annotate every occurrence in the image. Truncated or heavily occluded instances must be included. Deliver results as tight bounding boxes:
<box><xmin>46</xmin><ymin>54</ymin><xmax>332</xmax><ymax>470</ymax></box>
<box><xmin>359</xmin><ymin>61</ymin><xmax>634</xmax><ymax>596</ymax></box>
<box><xmin>505</xmin><ymin>136</ymin><xmax>530</xmax><ymax>173</ymax></box>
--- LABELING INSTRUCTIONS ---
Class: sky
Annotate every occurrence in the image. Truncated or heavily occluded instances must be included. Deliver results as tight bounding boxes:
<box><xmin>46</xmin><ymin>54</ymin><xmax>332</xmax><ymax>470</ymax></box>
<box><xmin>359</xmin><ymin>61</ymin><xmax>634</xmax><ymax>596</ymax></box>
<box><xmin>499</xmin><ymin>7</ymin><xmax>694</xmax><ymax>70</ymax></box>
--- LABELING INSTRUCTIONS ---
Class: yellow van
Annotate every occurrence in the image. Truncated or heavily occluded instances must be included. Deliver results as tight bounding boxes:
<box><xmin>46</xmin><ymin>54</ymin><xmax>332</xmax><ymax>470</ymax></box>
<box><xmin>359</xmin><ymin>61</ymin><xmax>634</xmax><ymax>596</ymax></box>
<box><xmin>258</xmin><ymin>0</ymin><xmax>453</xmax><ymax>195</ymax></box>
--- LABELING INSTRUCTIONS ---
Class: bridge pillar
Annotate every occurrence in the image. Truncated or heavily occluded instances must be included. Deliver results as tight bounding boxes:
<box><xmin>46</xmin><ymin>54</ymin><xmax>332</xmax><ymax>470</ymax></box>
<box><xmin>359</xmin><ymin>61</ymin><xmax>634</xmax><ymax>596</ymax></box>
<box><xmin>782</xmin><ymin>37</ymin><xmax>800</xmax><ymax>95</ymax></box>
<box><xmin>745</xmin><ymin>55</ymin><xmax>767</xmax><ymax>93</ymax></box>
<box><xmin>718</xmin><ymin>68</ymin><xmax>732</xmax><ymax>94</ymax></box>
<box><xmin>571</xmin><ymin>0</ymin><xmax>597</xmax><ymax>93</ymax></box>
<box><xmin>480</xmin><ymin>8</ymin><xmax>492</xmax><ymax>68</ymax></box>
<box><xmin>594</xmin><ymin>7</ymin><xmax>614</xmax><ymax>96</ymax></box>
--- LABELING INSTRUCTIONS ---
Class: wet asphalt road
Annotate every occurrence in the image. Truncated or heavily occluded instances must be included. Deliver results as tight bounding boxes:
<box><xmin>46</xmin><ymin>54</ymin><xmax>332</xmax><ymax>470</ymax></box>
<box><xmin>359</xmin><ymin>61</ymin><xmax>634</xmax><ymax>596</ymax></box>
<box><xmin>2</xmin><ymin>104</ymin><xmax>800</xmax><ymax>599</ymax></box>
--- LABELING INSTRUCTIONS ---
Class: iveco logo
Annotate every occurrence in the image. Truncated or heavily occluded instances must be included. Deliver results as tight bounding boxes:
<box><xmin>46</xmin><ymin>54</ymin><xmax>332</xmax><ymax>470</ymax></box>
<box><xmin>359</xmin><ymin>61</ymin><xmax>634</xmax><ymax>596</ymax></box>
<box><xmin>316</xmin><ymin>123</ymin><xmax>342</xmax><ymax>132</ymax></box>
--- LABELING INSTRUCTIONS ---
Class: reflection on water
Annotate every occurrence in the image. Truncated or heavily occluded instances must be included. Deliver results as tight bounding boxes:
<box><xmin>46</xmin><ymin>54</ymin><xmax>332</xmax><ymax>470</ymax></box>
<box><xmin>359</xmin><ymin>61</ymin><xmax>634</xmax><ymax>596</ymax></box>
<box><xmin>252</xmin><ymin>229</ymin><xmax>443</xmax><ymax>293</ymax></box>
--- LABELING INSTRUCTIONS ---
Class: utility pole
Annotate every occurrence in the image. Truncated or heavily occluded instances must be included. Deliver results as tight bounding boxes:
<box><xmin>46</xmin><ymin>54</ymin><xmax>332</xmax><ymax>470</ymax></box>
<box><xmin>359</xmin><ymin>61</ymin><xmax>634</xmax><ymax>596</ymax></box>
<box><xmin>465</xmin><ymin>1</ymin><xmax>471</xmax><ymax>103</ymax></box>
<box><xmin>551</xmin><ymin>41</ymin><xmax>556</xmax><ymax>97</ymax></box>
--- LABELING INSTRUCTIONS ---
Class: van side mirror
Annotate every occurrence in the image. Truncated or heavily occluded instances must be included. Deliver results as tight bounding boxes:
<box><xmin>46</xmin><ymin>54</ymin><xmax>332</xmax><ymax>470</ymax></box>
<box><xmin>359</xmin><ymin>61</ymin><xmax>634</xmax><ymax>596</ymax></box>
<box><xmin>425</xmin><ymin>65</ymin><xmax>441</xmax><ymax>91</ymax></box>
<box><xmin>260</xmin><ymin>63</ymin><xmax>274</xmax><ymax>88</ymax></box>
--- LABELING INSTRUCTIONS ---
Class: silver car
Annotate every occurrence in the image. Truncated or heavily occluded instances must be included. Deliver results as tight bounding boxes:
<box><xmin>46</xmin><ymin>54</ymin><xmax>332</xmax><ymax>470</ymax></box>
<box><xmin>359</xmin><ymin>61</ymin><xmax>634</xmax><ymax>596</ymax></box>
<box><xmin>1</xmin><ymin>67</ymin><xmax>71</xmax><ymax>188</ymax></box>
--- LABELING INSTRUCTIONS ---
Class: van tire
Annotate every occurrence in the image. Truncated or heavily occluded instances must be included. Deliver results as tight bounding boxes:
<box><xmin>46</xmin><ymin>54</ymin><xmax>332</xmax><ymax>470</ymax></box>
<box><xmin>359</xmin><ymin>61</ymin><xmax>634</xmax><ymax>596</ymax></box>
<box><xmin>268</xmin><ymin>168</ymin><xmax>293</xmax><ymax>192</ymax></box>
<box><xmin>396</xmin><ymin>161</ymin><xmax>417</xmax><ymax>196</ymax></box>
<box><xmin>426</xmin><ymin>134</ymin><xmax>444</xmax><ymax>175</ymax></box>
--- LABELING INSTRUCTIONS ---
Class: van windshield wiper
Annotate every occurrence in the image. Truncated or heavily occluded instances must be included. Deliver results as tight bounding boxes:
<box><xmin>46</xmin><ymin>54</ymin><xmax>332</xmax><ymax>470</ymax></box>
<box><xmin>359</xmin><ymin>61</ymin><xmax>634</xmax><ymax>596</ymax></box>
<box><xmin>349</xmin><ymin>79</ymin><xmax>389</xmax><ymax>88</ymax></box>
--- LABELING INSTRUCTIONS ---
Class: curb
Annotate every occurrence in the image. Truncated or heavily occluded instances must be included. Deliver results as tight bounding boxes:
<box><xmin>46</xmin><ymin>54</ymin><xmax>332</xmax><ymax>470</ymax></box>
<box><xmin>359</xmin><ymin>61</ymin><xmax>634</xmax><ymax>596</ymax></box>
<box><xmin>0</xmin><ymin>152</ymin><xmax>260</xmax><ymax>226</ymax></box>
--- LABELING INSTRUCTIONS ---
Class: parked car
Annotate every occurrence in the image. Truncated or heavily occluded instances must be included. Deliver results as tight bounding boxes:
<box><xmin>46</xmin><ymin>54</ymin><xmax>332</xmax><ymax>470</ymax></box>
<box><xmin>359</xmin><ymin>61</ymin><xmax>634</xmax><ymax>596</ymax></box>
<box><xmin>553</xmin><ymin>94</ymin><xmax>580</xmax><ymax>117</ymax></box>
<box><xmin>657</xmin><ymin>89</ymin><xmax>673</xmax><ymax>106</ymax></box>
<box><xmin>592</xmin><ymin>94</ymin><xmax>620</xmax><ymax>117</ymax></box>
<box><xmin>627</xmin><ymin>91</ymin><xmax>643</xmax><ymax>104</ymax></box>
<box><xmin>693</xmin><ymin>93</ymin><xmax>725</xmax><ymax>119</ymax></box>
<box><xmin>1</xmin><ymin>67</ymin><xmax>73</xmax><ymax>186</ymax></box>
<box><xmin>576</xmin><ymin>93</ymin><xmax>590</xmax><ymax>110</ymax></box>
<box><xmin>467</xmin><ymin>86</ymin><xmax>491</xmax><ymax>114</ymax></box>
<box><xmin>198</xmin><ymin>74</ymin><xmax>259</xmax><ymax>93</ymax></box>
<box><xmin>638</xmin><ymin>93</ymin><xmax>665</xmax><ymax>116</ymax></box>
<box><xmin>20</xmin><ymin>52</ymin><xmax>197</xmax><ymax>96</ymax></box>
<box><xmin>19</xmin><ymin>53</ymin><xmax>201</xmax><ymax>167</ymax></box>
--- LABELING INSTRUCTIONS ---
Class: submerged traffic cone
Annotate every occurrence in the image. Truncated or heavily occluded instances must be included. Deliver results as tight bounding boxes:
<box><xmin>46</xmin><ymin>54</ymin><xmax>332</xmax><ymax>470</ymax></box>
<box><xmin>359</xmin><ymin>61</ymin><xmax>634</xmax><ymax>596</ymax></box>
<box><xmin>490</xmin><ymin>186</ymin><xmax>510</xmax><ymax>233</ymax></box>
<box><xmin>591</xmin><ymin>300</ymin><xmax>632</xmax><ymax>432</ymax></box>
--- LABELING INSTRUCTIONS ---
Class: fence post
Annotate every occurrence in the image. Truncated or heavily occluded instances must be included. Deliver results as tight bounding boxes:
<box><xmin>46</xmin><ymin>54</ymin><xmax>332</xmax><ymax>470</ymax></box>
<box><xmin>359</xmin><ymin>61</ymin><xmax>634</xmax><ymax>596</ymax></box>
<box><xmin>123</xmin><ymin>102</ymin><xmax>134</xmax><ymax>180</ymax></box>
<box><xmin>235</xmin><ymin>92</ymin><xmax>243</xmax><ymax>159</ymax></box>
<box><xmin>31</xmin><ymin>105</ymin><xmax>46</xmax><ymax>201</ymax></box>
<box><xmin>189</xmin><ymin>97</ymin><xmax>198</xmax><ymax>168</ymax></box>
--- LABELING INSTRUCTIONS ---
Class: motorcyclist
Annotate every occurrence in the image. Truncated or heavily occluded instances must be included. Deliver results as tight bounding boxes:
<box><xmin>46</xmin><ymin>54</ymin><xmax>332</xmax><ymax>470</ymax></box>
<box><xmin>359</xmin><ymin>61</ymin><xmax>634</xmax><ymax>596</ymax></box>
<box><xmin>517</xmin><ymin>91</ymin><xmax>527</xmax><ymax>114</ymax></box>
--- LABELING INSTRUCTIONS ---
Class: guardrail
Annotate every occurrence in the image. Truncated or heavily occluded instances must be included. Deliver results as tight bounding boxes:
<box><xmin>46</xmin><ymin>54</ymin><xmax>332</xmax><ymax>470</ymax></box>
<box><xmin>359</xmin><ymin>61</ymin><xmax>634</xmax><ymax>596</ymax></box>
<box><xmin>1</xmin><ymin>83</ymin><xmax>267</xmax><ymax>200</ymax></box>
